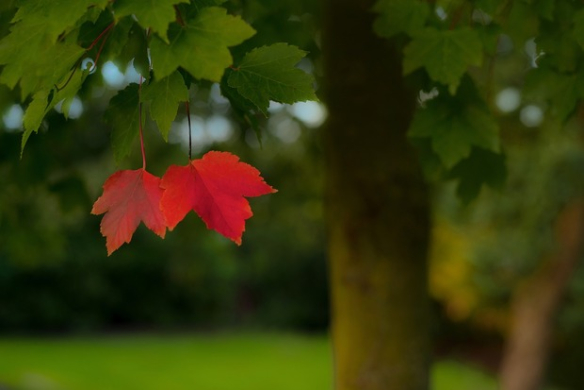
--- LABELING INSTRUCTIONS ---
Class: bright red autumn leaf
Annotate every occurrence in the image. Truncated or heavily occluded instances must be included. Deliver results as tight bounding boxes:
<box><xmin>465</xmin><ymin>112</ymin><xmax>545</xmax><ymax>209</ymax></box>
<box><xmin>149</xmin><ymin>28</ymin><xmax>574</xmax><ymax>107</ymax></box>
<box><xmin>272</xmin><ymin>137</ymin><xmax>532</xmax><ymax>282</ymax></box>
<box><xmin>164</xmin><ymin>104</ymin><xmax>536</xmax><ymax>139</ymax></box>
<box><xmin>92</xmin><ymin>168</ymin><xmax>166</xmax><ymax>255</ymax></box>
<box><xmin>160</xmin><ymin>151</ymin><xmax>277</xmax><ymax>244</ymax></box>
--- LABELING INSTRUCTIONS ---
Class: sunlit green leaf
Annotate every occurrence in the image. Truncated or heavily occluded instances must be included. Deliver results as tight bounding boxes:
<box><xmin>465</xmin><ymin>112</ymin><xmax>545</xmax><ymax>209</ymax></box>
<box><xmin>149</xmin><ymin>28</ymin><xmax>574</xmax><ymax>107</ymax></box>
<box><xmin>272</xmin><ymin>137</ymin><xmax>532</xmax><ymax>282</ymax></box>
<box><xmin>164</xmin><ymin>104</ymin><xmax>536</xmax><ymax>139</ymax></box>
<box><xmin>0</xmin><ymin>26</ymin><xmax>84</xmax><ymax>99</ymax></box>
<box><xmin>227</xmin><ymin>43</ymin><xmax>317</xmax><ymax>114</ymax></box>
<box><xmin>11</xmin><ymin>0</ymin><xmax>110</xmax><ymax>41</ymax></box>
<box><xmin>150</xmin><ymin>6</ymin><xmax>255</xmax><ymax>81</ymax></box>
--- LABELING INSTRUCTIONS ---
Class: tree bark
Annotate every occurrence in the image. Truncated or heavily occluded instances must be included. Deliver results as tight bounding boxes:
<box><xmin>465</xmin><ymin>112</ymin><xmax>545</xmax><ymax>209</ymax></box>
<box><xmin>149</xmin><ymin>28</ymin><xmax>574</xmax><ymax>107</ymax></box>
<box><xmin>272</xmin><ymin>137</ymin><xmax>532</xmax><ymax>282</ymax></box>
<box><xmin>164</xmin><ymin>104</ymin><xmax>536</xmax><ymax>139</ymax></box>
<box><xmin>321</xmin><ymin>1</ymin><xmax>431</xmax><ymax>389</ymax></box>
<box><xmin>499</xmin><ymin>199</ymin><xmax>584</xmax><ymax>390</ymax></box>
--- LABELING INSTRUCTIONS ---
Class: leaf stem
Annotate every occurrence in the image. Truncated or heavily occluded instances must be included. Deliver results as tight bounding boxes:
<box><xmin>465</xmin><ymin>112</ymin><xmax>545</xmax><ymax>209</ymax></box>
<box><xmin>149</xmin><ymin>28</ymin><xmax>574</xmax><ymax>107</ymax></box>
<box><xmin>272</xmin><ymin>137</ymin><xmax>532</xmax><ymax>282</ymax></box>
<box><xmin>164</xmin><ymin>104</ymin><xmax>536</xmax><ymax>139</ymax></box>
<box><xmin>174</xmin><ymin>5</ymin><xmax>186</xmax><ymax>27</ymax></box>
<box><xmin>87</xmin><ymin>22</ymin><xmax>114</xmax><ymax>51</ymax></box>
<box><xmin>56</xmin><ymin>22</ymin><xmax>115</xmax><ymax>91</ymax></box>
<box><xmin>55</xmin><ymin>66</ymin><xmax>78</xmax><ymax>91</ymax></box>
<box><xmin>139</xmin><ymin>76</ymin><xmax>146</xmax><ymax>169</ymax></box>
<box><xmin>185</xmin><ymin>101</ymin><xmax>192</xmax><ymax>161</ymax></box>
<box><xmin>91</xmin><ymin>27</ymin><xmax>112</xmax><ymax>73</ymax></box>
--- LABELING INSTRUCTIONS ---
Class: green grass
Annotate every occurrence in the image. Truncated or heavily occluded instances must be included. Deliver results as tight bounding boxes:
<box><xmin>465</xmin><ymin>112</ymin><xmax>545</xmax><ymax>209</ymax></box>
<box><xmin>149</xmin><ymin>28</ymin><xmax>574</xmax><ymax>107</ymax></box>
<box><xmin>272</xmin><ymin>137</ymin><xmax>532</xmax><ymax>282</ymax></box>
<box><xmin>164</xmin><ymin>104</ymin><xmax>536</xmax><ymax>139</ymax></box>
<box><xmin>0</xmin><ymin>332</ymin><xmax>498</xmax><ymax>390</ymax></box>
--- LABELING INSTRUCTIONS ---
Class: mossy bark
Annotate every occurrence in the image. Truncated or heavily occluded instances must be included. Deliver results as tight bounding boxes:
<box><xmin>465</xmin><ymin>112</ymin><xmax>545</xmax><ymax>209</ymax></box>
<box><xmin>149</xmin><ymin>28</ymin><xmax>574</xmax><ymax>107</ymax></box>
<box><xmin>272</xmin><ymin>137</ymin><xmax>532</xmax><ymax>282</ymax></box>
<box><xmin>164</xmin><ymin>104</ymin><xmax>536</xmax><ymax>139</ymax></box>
<box><xmin>321</xmin><ymin>1</ymin><xmax>431</xmax><ymax>389</ymax></box>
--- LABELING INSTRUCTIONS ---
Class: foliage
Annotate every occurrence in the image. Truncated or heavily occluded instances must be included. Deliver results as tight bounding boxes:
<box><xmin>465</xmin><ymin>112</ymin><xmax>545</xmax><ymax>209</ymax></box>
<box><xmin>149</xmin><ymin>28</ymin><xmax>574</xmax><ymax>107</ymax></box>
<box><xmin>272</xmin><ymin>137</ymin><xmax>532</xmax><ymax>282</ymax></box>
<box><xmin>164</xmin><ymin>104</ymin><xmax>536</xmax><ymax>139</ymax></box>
<box><xmin>92</xmin><ymin>151</ymin><xmax>275</xmax><ymax>254</ymax></box>
<box><xmin>0</xmin><ymin>1</ymin><xmax>316</xmax><ymax>150</ymax></box>
<box><xmin>141</xmin><ymin>71</ymin><xmax>188</xmax><ymax>140</ymax></box>
<box><xmin>7</xmin><ymin>0</ymin><xmax>584</xmax><ymax>218</ymax></box>
<box><xmin>409</xmin><ymin>79</ymin><xmax>499</xmax><ymax>170</ymax></box>
<box><xmin>0</xmin><ymin>0</ymin><xmax>317</xmax><ymax>252</ymax></box>
<box><xmin>159</xmin><ymin>151</ymin><xmax>276</xmax><ymax>243</ymax></box>
<box><xmin>373</xmin><ymin>0</ymin><xmax>584</xmax><ymax>202</ymax></box>
<box><xmin>227</xmin><ymin>43</ymin><xmax>316</xmax><ymax>114</ymax></box>
<box><xmin>92</xmin><ymin>168</ymin><xmax>167</xmax><ymax>255</ymax></box>
<box><xmin>403</xmin><ymin>27</ymin><xmax>483</xmax><ymax>95</ymax></box>
<box><xmin>371</xmin><ymin>3</ymin><xmax>584</xmax><ymax>385</ymax></box>
<box><xmin>12</xmin><ymin>0</ymin><xmax>584</xmax><ymax>249</ymax></box>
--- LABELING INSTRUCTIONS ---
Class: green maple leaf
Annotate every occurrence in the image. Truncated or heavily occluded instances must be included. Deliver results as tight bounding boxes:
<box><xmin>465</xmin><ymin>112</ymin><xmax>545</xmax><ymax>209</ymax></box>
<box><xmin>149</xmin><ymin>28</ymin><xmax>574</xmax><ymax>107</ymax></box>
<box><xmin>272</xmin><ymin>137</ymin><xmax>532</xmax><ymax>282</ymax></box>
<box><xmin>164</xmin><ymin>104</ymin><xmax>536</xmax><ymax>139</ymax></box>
<box><xmin>227</xmin><ymin>43</ymin><xmax>317</xmax><ymax>114</ymax></box>
<box><xmin>57</xmin><ymin>70</ymin><xmax>90</xmax><ymax>119</ymax></box>
<box><xmin>505</xmin><ymin>2</ymin><xmax>539</xmax><ymax>46</ymax></box>
<box><xmin>403</xmin><ymin>27</ymin><xmax>483</xmax><ymax>94</ymax></box>
<box><xmin>149</xmin><ymin>6</ymin><xmax>255</xmax><ymax>82</ymax></box>
<box><xmin>523</xmin><ymin>67</ymin><xmax>584</xmax><ymax>122</ymax></box>
<box><xmin>11</xmin><ymin>0</ymin><xmax>110</xmax><ymax>41</ymax></box>
<box><xmin>113</xmin><ymin>0</ymin><xmax>188</xmax><ymax>42</ymax></box>
<box><xmin>33</xmin><ymin>42</ymin><xmax>85</xmax><ymax>88</ymax></box>
<box><xmin>104</xmin><ymin>84</ymin><xmax>142</xmax><ymax>163</ymax></box>
<box><xmin>21</xmin><ymin>69</ymin><xmax>89</xmax><ymax>154</ymax></box>
<box><xmin>373</xmin><ymin>0</ymin><xmax>429</xmax><ymax>39</ymax></box>
<box><xmin>448</xmin><ymin>148</ymin><xmax>507</xmax><ymax>203</ymax></box>
<box><xmin>21</xmin><ymin>90</ymin><xmax>51</xmax><ymax>153</ymax></box>
<box><xmin>0</xmin><ymin>21</ymin><xmax>85</xmax><ymax>99</ymax></box>
<box><xmin>98</xmin><ymin>17</ymin><xmax>132</xmax><ymax>65</ymax></box>
<box><xmin>0</xmin><ymin>29</ymin><xmax>48</xmax><ymax>92</ymax></box>
<box><xmin>117</xmin><ymin>22</ymin><xmax>150</xmax><ymax>77</ymax></box>
<box><xmin>220</xmin><ymin>80</ymin><xmax>261</xmax><ymax>141</ymax></box>
<box><xmin>142</xmin><ymin>71</ymin><xmax>189</xmax><ymax>141</ymax></box>
<box><xmin>409</xmin><ymin>96</ymin><xmax>499</xmax><ymax>169</ymax></box>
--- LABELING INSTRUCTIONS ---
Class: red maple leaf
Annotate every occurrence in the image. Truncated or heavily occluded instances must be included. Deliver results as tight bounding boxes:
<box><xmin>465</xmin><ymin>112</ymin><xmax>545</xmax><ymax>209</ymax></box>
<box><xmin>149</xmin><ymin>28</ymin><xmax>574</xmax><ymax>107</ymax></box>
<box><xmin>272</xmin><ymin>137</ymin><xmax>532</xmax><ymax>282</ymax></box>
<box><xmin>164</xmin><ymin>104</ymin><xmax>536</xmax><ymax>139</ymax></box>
<box><xmin>160</xmin><ymin>151</ymin><xmax>276</xmax><ymax>244</ymax></box>
<box><xmin>91</xmin><ymin>168</ymin><xmax>166</xmax><ymax>255</ymax></box>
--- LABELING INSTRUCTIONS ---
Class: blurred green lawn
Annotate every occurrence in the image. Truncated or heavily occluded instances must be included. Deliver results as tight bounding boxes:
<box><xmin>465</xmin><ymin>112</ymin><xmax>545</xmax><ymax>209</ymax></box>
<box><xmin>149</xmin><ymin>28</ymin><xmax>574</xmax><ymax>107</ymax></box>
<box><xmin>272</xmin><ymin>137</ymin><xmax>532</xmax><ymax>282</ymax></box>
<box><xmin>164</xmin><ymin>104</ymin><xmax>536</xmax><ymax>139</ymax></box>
<box><xmin>0</xmin><ymin>333</ymin><xmax>497</xmax><ymax>390</ymax></box>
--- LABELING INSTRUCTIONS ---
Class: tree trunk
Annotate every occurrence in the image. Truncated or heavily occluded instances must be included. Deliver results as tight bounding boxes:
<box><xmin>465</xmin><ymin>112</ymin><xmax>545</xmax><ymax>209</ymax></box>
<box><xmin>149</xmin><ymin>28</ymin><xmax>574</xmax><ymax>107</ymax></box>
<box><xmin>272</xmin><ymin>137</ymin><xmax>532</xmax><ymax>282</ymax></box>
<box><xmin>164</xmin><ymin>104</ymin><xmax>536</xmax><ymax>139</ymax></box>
<box><xmin>321</xmin><ymin>1</ymin><xmax>431</xmax><ymax>389</ymax></box>
<box><xmin>499</xmin><ymin>199</ymin><xmax>584</xmax><ymax>390</ymax></box>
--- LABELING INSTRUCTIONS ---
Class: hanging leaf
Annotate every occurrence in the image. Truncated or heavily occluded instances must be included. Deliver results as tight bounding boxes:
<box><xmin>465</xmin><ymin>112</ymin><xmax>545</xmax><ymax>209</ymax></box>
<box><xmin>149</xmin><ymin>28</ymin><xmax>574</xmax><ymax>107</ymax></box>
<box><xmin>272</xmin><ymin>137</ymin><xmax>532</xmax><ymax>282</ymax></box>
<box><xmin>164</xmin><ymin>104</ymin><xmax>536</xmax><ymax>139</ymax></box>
<box><xmin>142</xmin><ymin>71</ymin><xmax>189</xmax><ymax>141</ymax></box>
<box><xmin>91</xmin><ymin>168</ymin><xmax>167</xmax><ymax>255</ymax></box>
<box><xmin>160</xmin><ymin>151</ymin><xmax>276</xmax><ymax>244</ymax></box>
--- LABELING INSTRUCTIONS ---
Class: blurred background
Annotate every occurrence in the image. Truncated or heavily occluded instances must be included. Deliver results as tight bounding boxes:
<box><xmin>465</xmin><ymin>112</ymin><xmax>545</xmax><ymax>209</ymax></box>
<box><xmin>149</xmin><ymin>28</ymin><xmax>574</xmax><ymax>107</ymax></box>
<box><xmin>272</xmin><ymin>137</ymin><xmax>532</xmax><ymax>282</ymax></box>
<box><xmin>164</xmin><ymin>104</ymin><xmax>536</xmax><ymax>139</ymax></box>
<box><xmin>2</xmin><ymin>1</ymin><xmax>584</xmax><ymax>390</ymax></box>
